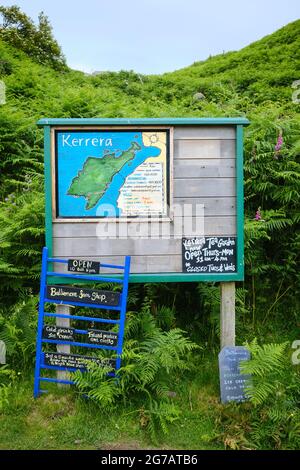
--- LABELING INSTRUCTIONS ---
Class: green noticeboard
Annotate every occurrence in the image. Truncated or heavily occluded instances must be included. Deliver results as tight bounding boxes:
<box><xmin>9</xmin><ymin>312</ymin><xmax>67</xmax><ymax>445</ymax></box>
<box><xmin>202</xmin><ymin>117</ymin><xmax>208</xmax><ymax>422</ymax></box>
<box><xmin>38</xmin><ymin>117</ymin><xmax>249</xmax><ymax>283</ymax></box>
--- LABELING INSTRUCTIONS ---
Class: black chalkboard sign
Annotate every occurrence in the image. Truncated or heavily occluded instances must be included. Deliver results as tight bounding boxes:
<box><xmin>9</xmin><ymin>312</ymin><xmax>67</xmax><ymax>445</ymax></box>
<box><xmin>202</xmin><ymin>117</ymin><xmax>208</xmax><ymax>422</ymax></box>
<box><xmin>182</xmin><ymin>236</ymin><xmax>236</xmax><ymax>274</ymax></box>
<box><xmin>43</xmin><ymin>325</ymin><xmax>74</xmax><ymax>341</ymax></box>
<box><xmin>219</xmin><ymin>346</ymin><xmax>251</xmax><ymax>403</ymax></box>
<box><xmin>68</xmin><ymin>259</ymin><xmax>100</xmax><ymax>274</ymax></box>
<box><xmin>87</xmin><ymin>329</ymin><xmax>118</xmax><ymax>347</ymax></box>
<box><xmin>46</xmin><ymin>285</ymin><xmax>120</xmax><ymax>306</ymax></box>
<box><xmin>44</xmin><ymin>352</ymin><xmax>116</xmax><ymax>369</ymax></box>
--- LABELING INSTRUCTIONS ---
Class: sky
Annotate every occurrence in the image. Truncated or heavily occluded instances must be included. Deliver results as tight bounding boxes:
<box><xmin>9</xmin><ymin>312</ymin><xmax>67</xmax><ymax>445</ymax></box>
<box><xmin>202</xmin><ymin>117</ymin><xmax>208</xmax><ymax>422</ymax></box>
<box><xmin>0</xmin><ymin>0</ymin><xmax>299</xmax><ymax>74</ymax></box>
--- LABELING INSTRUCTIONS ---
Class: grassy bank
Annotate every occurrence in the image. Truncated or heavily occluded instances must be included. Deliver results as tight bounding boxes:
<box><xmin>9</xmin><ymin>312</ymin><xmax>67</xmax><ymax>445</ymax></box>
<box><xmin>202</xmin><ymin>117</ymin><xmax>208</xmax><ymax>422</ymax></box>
<box><xmin>1</xmin><ymin>357</ymin><xmax>224</xmax><ymax>450</ymax></box>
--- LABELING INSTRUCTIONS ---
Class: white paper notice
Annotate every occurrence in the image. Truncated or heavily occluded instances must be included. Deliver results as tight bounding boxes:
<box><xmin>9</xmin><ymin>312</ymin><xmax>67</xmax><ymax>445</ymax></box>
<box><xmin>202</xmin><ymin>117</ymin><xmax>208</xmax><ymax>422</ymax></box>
<box><xmin>118</xmin><ymin>161</ymin><xmax>166</xmax><ymax>216</ymax></box>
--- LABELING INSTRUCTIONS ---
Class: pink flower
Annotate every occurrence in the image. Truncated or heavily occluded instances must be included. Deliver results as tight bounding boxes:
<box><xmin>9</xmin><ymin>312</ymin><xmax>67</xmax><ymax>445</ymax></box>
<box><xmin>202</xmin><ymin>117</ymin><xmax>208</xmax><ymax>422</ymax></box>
<box><xmin>255</xmin><ymin>209</ymin><xmax>261</xmax><ymax>221</ymax></box>
<box><xmin>274</xmin><ymin>133</ymin><xmax>283</xmax><ymax>152</ymax></box>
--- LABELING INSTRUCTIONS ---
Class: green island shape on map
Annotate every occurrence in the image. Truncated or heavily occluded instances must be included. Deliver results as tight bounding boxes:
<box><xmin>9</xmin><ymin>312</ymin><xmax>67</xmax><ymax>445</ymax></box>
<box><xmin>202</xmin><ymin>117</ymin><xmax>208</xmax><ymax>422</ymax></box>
<box><xmin>67</xmin><ymin>140</ymin><xmax>141</xmax><ymax>210</ymax></box>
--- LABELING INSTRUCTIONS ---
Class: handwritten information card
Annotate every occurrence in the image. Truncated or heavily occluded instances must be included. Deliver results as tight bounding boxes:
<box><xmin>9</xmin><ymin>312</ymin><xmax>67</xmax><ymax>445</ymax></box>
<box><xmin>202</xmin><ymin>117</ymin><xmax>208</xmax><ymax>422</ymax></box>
<box><xmin>182</xmin><ymin>236</ymin><xmax>237</xmax><ymax>274</ymax></box>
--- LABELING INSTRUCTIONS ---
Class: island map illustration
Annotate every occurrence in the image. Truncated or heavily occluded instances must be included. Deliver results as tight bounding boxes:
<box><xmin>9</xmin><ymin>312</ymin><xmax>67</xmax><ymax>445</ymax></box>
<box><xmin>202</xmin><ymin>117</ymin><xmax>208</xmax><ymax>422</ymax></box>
<box><xmin>56</xmin><ymin>131</ymin><xmax>167</xmax><ymax>217</ymax></box>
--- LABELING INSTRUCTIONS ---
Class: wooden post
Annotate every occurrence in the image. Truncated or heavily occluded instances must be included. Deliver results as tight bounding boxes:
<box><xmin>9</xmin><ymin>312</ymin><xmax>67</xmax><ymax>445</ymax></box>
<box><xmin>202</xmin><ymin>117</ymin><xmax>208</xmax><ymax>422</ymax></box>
<box><xmin>56</xmin><ymin>304</ymin><xmax>70</xmax><ymax>384</ymax></box>
<box><xmin>220</xmin><ymin>282</ymin><xmax>235</xmax><ymax>348</ymax></box>
<box><xmin>0</xmin><ymin>340</ymin><xmax>6</xmax><ymax>364</ymax></box>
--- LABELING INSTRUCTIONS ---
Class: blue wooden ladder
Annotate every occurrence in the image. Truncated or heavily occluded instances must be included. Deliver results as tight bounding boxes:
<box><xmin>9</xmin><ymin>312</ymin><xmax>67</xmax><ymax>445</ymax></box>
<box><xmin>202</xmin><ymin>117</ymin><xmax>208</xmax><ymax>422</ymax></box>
<box><xmin>34</xmin><ymin>247</ymin><xmax>131</xmax><ymax>398</ymax></box>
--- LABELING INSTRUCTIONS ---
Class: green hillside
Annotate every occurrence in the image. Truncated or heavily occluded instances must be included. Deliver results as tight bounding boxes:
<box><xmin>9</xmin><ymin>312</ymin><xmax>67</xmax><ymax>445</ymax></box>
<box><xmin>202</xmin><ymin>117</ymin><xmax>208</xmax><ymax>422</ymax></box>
<box><xmin>1</xmin><ymin>19</ymin><xmax>299</xmax><ymax>121</ymax></box>
<box><xmin>0</xmin><ymin>10</ymin><xmax>300</xmax><ymax>450</ymax></box>
<box><xmin>1</xmin><ymin>18</ymin><xmax>299</xmax><ymax>291</ymax></box>
<box><xmin>167</xmin><ymin>19</ymin><xmax>300</xmax><ymax>105</ymax></box>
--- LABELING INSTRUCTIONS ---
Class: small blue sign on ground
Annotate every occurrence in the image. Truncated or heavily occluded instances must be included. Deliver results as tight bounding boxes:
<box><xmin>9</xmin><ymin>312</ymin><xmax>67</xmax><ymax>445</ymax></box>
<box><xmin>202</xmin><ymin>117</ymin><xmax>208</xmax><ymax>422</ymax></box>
<box><xmin>219</xmin><ymin>346</ymin><xmax>251</xmax><ymax>404</ymax></box>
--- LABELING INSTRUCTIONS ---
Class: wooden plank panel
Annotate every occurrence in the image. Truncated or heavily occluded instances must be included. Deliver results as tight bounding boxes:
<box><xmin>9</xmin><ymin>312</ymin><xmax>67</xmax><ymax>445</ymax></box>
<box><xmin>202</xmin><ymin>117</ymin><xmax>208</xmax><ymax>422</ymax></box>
<box><xmin>174</xmin><ymin>126</ymin><xmax>236</xmax><ymax>140</ymax></box>
<box><xmin>174</xmin><ymin>139</ymin><xmax>235</xmax><ymax>159</ymax></box>
<box><xmin>174</xmin><ymin>159</ymin><xmax>235</xmax><ymax>178</ymax></box>
<box><xmin>175</xmin><ymin>158</ymin><xmax>235</xmax><ymax>167</ymax></box>
<box><xmin>174</xmin><ymin>139</ymin><xmax>220</xmax><ymax>159</ymax></box>
<box><xmin>53</xmin><ymin>222</ymin><xmax>177</xmax><ymax>239</ymax></box>
<box><xmin>54</xmin><ymin>238</ymin><xmax>182</xmax><ymax>256</ymax></box>
<box><xmin>173</xmin><ymin>197</ymin><xmax>236</xmax><ymax>216</ymax></box>
<box><xmin>174</xmin><ymin>178</ymin><xmax>236</xmax><ymax>197</ymax></box>
<box><xmin>204</xmin><ymin>216</ymin><xmax>236</xmax><ymax>235</ymax></box>
<box><xmin>221</xmin><ymin>141</ymin><xmax>236</xmax><ymax>159</ymax></box>
<box><xmin>53</xmin><ymin>217</ymin><xmax>235</xmax><ymax>257</ymax></box>
<box><xmin>53</xmin><ymin>215</ymin><xmax>235</xmax><ymax>241</ymax></box>
<box><xmin>53</xmin><ymin>219</ymin><xmax>235</xmax><ymax>271</ymax></box>
<box><xmin>53</xmin><ymin>255</ymin><xmax>183</xmax><ymax>274</ymax></box>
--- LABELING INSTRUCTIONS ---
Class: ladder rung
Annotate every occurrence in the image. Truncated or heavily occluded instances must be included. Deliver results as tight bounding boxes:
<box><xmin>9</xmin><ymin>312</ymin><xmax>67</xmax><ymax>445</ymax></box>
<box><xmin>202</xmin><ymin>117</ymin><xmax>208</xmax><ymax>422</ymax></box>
<box><xmin>40</xmin><ymin>364</ymin><xmax>116</xmax><ymax>373</ymax></box>
<box><xmin>44</xmin><ymin>312</ymin><xmax>120</xmax><ymax>324</ymax></box>
<box><xmin>44</xmin><ymin>298</ymin><xmax>122</xmax><ymax>310</ymax></box>
<box><xmin>40</xmin><ymin>377</ymin><xmax>74</xmax><ymax>385</ymax></box>
<box><xmin>41</xmin><ymin>364</ymin><xmax>85</xmax><ymax>372</ymax></box>
<box><xmin>42</xmin><ymin>338</ymin><xmax>118</xmax><ymax>351</ymax></box>
<box><xmin>46</xmin><ymin>272</ymin><xmax>124</xmax><ymax>283</ymax></box>
<box><xmin>98</xmin><ymin>263</ymin><xmax>125</xmax><ymax>270</ymax></box>
<box><xmin>48</xmin><ymin>258</ymin><xmax>68</xmax><ymax>263</ymax></box>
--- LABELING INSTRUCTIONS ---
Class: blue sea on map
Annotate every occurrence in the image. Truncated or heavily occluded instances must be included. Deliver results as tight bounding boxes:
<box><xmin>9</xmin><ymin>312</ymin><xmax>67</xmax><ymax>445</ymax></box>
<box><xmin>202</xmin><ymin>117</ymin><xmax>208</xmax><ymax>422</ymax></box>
<box><xmin>56</xmin><ymin>131</ymin><xmax>161</xmax><ymax>217</ymax></box>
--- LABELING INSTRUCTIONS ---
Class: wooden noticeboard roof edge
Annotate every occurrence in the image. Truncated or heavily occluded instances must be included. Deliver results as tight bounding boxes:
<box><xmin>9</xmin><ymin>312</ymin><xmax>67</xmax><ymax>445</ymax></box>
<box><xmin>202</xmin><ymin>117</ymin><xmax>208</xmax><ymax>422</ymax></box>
<box><xmin>37</xmin><ymin>117</ymin><xmax>250</xmax><ymax>127</ymax></box>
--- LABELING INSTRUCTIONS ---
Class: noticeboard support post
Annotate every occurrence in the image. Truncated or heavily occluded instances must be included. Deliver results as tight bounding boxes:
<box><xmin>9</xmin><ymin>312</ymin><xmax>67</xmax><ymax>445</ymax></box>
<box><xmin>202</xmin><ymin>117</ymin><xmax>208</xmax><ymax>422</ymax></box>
<box><xmin>220</xmin><ymin>282</ymin><xmax>235</xmax><ymax>348</ymax></box>
<box><xmin>56</xmin><ymin>304</ymin><xmax>71</xmax><ymax>385</ymax></box>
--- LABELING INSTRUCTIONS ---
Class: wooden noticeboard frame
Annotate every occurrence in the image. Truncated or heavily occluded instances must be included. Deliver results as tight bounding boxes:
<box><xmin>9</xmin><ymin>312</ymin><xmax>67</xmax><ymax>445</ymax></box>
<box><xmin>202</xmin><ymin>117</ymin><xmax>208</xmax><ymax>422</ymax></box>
<box><xmin>51</xmin><ymin>126</ymin><xmax>173</xmax><ymax>222</ymax></box>
<box><xmin>38</xmin><ymin>117</ymin><xmax>249</xmax><ymax>284</ymax></box>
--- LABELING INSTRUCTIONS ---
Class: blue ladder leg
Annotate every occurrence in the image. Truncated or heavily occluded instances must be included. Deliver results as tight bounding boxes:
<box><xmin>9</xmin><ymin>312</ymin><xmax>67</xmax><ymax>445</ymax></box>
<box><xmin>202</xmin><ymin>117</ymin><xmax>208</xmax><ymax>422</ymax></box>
<box><xmin>33</xmin><ymin>247</ymin><xmax>48</xmax><ymax>398</ymax></box>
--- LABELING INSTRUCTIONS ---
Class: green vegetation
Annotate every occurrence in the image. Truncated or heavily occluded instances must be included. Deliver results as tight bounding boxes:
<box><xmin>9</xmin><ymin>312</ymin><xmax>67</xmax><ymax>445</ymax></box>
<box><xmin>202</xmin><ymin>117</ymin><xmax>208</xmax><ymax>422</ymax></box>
<box><xmin>73</xmin><ymin>305</ymin><xmax>199</xmax><ymax>442</ymax></box>
<box><xmin>68</xmin><ymin>141</ymin><xmax>141</xmax><ymax>209</ymax></box>
<box><xmin>0</xmin><ymin>365</ymin><xmax>222</xmax><ymax>450</ymax></box>
<box><xmin>0</xmin><ymin>5</ymin><xmax>66</xmax><ymax>70</ymax></box>
<box><xmin>0</xmin><ymin>7</ymin><xmax>299</xmax><ymax>450</ymax></box>
<box><xmin>241</xmin><ymin>340</ymin><xmax>300</xmax><ymax>449</ymax></box>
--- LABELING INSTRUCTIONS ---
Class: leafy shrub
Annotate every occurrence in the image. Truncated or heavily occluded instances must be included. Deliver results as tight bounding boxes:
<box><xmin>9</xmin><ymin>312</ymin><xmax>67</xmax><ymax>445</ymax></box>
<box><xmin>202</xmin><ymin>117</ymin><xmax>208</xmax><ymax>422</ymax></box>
<box><xmin>0</xmin><ymin>296</ymin><xmax>38</xmax><ymax>370</ymax></box>
<box><xmin>0</xmin><ymin>175</ymin><xmax>44</xmax><ymax>302</ymax></box>
<box><xmin>0</xmin><ymin>365</ymin><xmax>17</xmax><ymax>411</ymax></box>
<box><xmin>0</xmin><ymin>6</ymin><xmax>66</xmax><ymax>70</ymax></box>
<box><xmin>0</xmin><ymin>58</ymin><xmax>12</xmax><ymax>75</ymax></box>
<box><xmin>73</xmin><ymin>308</ymin><xmax>199</xmax><ymax>441</ymax></box>
<box><xmin>241</xmin><ymin>339</ymin><xmax>300</xmax><ymax>449</ymax></box>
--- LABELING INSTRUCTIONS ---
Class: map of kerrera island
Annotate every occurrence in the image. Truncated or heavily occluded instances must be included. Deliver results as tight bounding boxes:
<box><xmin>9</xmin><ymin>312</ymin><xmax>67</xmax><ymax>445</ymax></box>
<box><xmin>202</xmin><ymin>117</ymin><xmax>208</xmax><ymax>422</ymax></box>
<box><xmin>68</xmin><ymin>141</ymin><xmax>141</xmax><ymax>210</ymax></box>
<box><xmin>56</xmin><ymin>131</ymin><xmax>168</xmax><ymax>218</ymax></box>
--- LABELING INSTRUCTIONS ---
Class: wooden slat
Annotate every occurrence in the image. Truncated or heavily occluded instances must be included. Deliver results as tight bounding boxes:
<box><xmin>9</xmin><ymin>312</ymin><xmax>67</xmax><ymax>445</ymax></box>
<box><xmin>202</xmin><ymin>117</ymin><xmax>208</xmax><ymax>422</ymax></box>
<box><xmin>174</xmin><ymin>126</ymin><xmax>236</xmax><ymax>140</ymax></box>
<box><xmin>53</xmin><ymin>255</ymin><xmax>183</xmax><ymax>274</ymax></box>
<box><xmin>53</xmin><ymin>221</ymin><xmax>236</xmax><ymax>272</ymax></box>
<box><xmin>174</xmin><ymin>159</ymin><xmax>235</xmax><ymax>178</ymax></box>
<box><xmin>205</xmin><ymin>216</ymin><xmax>236</xmax><ymax>235</ymax></box>
<box><xmin>174</xmin><ymin>178</ymin><xmax>236</xmax><ymax>197</ymax></box>
<box><xmin>53</xmin><ymin>209</ymin><xmax>236</xmax><ymax>238</ymax></box>
<box><xmin>174</xmin><ymin>139</ymin><xmax>235</xmax><ymax>159</ymax></box>
<box><xmin>54</xmin><ymin>238</ymin><xmax>182</xmax><ymax>256</ymax></box>
<box><xmin>173</xmin><ymin>197</ymin><xmax>236</xmax><ymax>216</ymax></box>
